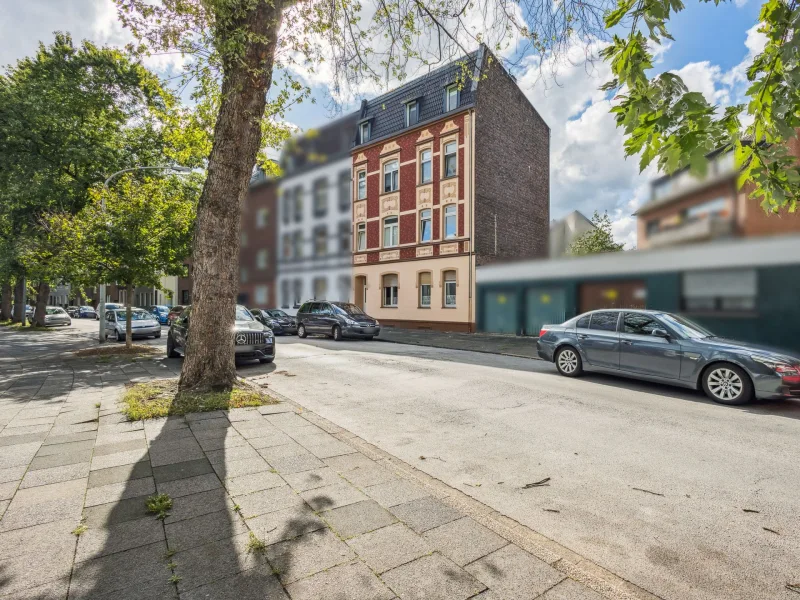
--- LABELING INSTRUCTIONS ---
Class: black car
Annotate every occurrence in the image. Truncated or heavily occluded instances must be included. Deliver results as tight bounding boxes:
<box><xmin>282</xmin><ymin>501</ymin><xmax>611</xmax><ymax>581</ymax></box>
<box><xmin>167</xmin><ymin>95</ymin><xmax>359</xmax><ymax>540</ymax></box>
<box><xmin>296</xmin><ymin>301</ymin><xmax>380</xmax><ymax>341</ymax></box>
<box><xmin>167</xmin><ymin>305</ymin><xmax>275</xmax><ymax>364</ymax></box>
<box><xmin>250</xmin><ymin>308</ymin><xmax>297</xmax><ymax>335</ymax></box>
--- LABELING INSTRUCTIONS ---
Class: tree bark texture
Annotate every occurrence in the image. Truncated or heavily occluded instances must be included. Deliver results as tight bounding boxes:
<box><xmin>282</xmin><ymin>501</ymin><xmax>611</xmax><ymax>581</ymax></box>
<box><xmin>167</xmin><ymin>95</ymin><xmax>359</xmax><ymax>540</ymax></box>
<box><xmin>0</xmin><ymin>281</ymin><xmax>11</xmax><ymax>321</ymax></box>
<box><xmin>125</xmin><ymin>282</ymin><xmax>133</xmax><ymax>348</ymax></box>
<box><xmin>12</xmin><ymin>279</ymin><xmax>24</xmax><ymax>324</ymax></box>
<box><xmin>33</xmin><ymin>282</ymin><xmax>49</xmax><ymax>327</ymax></box>
<box><xmin>178</xmin><ymin>1</ymin><xmax>283</xmax><ymax>392</ymax></box>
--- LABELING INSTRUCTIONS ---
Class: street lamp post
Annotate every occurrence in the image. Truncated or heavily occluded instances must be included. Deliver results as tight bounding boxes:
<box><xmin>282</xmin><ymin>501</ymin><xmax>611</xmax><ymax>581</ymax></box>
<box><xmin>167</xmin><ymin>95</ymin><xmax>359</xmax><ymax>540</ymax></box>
<box><xmin>97</xmin><ymin>165</ymin><xmax>193</xmax><ymax>343</ymax></box>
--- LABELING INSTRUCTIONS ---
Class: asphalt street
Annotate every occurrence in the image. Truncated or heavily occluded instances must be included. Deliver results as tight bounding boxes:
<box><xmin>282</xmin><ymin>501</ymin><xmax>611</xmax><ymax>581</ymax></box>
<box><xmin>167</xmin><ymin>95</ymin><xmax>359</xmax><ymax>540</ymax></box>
<box><xmin>62</xmin><ymin>318</ymin><xmax>800</xmax><ymax>599</ymax></box>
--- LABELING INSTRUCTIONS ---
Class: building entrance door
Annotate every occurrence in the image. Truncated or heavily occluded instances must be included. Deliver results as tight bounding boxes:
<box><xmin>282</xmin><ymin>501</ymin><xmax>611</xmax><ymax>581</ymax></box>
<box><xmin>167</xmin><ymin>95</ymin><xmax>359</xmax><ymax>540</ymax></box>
<box><xmin>354</xmin><ymin>275</ymin><xmax>367</xmax><ymax>311</ymax></box>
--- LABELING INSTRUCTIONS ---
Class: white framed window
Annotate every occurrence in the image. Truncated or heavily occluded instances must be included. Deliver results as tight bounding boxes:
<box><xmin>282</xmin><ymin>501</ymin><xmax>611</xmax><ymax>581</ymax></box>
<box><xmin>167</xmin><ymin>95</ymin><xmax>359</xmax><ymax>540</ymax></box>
<box><xmin>256</xmin><ymin>249</ymin><xmax>268</xmax><ymax>269</ymax></box>
<box><xmin>405</xmin><ymin>101</ymin><xmax>419</xmax><ymax>127</ymax></box>
<box><xmin>382</xmin><ymin>274</ymin><xmax>398</xmax><ymax>307</ymax></box>
<box><xmin>419</xmin><ymin>209</ymin><xmax>432</xmax><ymax>242</ymax></box>
<box><xmin>313</xmin><ymin>277</ymin><xmax>327</xmax><ymax>300</ymax></box>
<box><xmin>360</xmin><ymin>122</ymin><xmax>370</xmax><ymax>144</ymax></box>
<box><xmin>444</xmin><ymin>141</ymin><xmax>457</xmax><ymax>178</ymax></box>
<box><xmin>313</xmin><ymin>226</ymin><xmax>327</xmax><ymax>257</ymax></box>
<box><xmin>356</xmin><ymin>223</ymin><xmax>367</xmax><ymax>251</ymax></box>
<box><xmin>420</xmin><ymin>149</ymin><xmax>432</xmax><ymax>183</ymax></box>
<box><xmin>383</xmin><ymin>216</ymin><xmax>399</xmax><ymax>247</ymax></box>
<box><xmin>282</xmin><ymin>234</ymin><xmax>292</xmax><ymax>259</ymax></box>
<box><xmin>255</xmin><ymin>285</ymin><xmax>268</xmax><ymax>305</ymax></box>
<box><xmin>443</xmin><ymin>270</ymin><xmax>456</xmax><ymax>307</ymax></box>
<box><xmin>256</xmin><ymin>207</ymin><xmax>268</xmax><ymax>228</ymax></box>
<box><xmin>313</xmin><ymin>178</ymin><xmax>328</xmax><ymax>217</ymax></box>
<box><xmin>444</xmin><ymin>204</ymin><xmax>457</xmax><ymax>239</ymax></box>
<box><xmin>293</xmin><ymin>186</ymin><xmax>303</xmax><ymax>222</ymax></box>
<box><xmin>419</xmin><ymin>272</ymin><xmax>431</xmax><ymax>308</ymax></box>
<box><xmin>357</xmin><ymin>170</ymin><xmax>366</xmax><ymax>200</ymax></box>
<box><xmin>383</xmin><ymin>159</ymin><xmax>399</xmax><ymax>193</ymax></box>
<box><xmin>445</xmin><ymin>84</ymin><xmax>458</xmax><ymax>111</ymax></box>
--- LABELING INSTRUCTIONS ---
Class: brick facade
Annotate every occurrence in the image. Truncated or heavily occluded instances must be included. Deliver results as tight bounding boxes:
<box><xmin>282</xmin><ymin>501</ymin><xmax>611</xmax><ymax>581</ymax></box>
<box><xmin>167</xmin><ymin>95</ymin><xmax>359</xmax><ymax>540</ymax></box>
<box><xmin>238</xmin><ymin>179</ymin><xmax>278</xmax><ymax>307</ymax></box>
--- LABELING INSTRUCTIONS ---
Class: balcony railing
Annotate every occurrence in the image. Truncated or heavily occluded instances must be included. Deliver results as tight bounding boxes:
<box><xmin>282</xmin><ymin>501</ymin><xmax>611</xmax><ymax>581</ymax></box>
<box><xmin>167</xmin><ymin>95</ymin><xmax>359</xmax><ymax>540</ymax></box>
<box><xmin>646</xmin><ymin>216</ymin><xmax>734</xmax><ymax>248</ymax></box>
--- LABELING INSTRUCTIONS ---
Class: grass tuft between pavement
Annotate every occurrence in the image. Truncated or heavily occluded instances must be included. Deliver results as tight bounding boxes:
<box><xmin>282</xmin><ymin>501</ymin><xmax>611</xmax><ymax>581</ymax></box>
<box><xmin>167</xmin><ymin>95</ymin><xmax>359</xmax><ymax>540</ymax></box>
<box><xmin>122</xmin><ymin>378</ymin><xmax>278</xmax><ymax>420</ymax></box>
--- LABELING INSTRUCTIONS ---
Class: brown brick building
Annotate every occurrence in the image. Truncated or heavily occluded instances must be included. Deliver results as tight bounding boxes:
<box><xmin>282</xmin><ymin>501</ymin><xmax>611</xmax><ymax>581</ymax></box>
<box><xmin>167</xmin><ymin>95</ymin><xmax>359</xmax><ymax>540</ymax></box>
<box><xmin>350</xmin><ymin>46</ymin><xmax>550</xmax><ymax>331</ymax></box>
<box><xmin>237</xmin><ymin>168</ymin><xmax>278</xmax><ymax>307</ymax></box>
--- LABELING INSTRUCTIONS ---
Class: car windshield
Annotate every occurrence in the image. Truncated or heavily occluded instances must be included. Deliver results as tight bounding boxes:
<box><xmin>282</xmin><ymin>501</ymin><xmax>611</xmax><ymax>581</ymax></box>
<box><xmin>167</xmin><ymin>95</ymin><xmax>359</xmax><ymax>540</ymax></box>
<box><xmin>332</xmin><ymin>303</ymin><xmax>365</xmax><ymax>316</ymax></box>
<box><xmin>106</xmin><ymin>304</ymin><xmax>123</xmax><ymax>309</ymax></box>
<box><xmin>46</xmin><ymin>308</ymin><xmax>64</xmax><ymax>315</ymax></box>
<box><xmin>152</xmin><ymin>306</ymin><xmax>168</xmax><ymax>312</ymax></box>
<box><xmin>116</xmin><ymin>310</ymin><xmax>151</xmax><ymax>321</ymax></box>
<box><xmin>267</xmin><ymin>310</ymin><xmax>288</xmax><ymax>318</ymax></box>
<box><xmin>236</xmin><ymin>306</ymin><xmax>254</xmax><ymax>321</ymax></box>
<box><xmin>81</xmin><ymin>306</ymin><xmax>93</xmax><ymax>310</ymax></box>
<box><xmin>658</xmin><ymin>313</ymin><xmax>714</xmax><ymax>339</ymax></box>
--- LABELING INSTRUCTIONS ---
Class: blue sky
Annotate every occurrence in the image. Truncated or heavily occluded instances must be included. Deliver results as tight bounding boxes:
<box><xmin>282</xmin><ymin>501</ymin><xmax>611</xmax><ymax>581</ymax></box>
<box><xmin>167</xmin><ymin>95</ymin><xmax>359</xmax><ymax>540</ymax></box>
<box><xmin>0</xmin><ymin>0</ymin><xmax>767</xmax><ymax>247</ymax></box>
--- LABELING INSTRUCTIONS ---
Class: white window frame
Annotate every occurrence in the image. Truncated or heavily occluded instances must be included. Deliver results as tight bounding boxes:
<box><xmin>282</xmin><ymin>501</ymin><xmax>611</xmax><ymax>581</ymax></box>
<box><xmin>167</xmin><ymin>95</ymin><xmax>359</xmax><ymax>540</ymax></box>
<box><xmin>357</xmin><ymin>170</ymin><xmax>367</xmax><ymax>200</ymax></box>
<box><xmin>256</xmin><ymin>249</ymin><xmax>268</xmax><ymax>270</ymax></box>
<box><xmin>405</xmin><ymin>101</ymin><xmax>418</xmax><ymax>127</ymax></box>
<box><xmin>444</xmin><ymin>204</ymin><xmax>457</xmax><ymax>239</ymax></box>
<box><xmin>444</xmin><ymin>141</ymin><xmax>457</xmax><ymax>178</ymax></box>
<box><xmin>360</xmin><ymin>122</ymin><xmax>370</xmax><ymax>144</ymax></box>
<box><xmin>419</xmin><ymin>209</ymin><xmax>432</xmax><ymax>243</ymax></box>
<box><xmin>256</xmin><ymin>207</ymin><xmax>268</xmax><ymax>228</ymax></box>
<box><xmin>419</xmin><ymin>273</ymin><xmax>432</xmax><ymax>308</ymax></box>
<box><xmin>443</xmin><ymin>272</ymin><xmax>457</xmax><ymax>307</ymax></box>
<box><xmin>446</xmin><ymin>85</ymin><xmax>458</xmax><ymax>111</ymax></box>
<box><xmin>356</xmin><ymin>223</ymin><xmax>367</xmax><ymax>251</ymax></box>
<box><xmin>383</xmin><ymin>160</ymin><xmax>399</xmax><ymax>193</ymax></box>
<box><xmin>382</xmin><ymin>275</ymin><xmax>398</xmax><ymax>307</ymax></box>
<box><xmin>420</xmin><ymin>149</ymin><xmax>432</xmax><ymax>184</ymax></box>
<box><xmin>383</xmin><ymin>216</ymin><xmax>399</xmax><ymax>248</ymax></box>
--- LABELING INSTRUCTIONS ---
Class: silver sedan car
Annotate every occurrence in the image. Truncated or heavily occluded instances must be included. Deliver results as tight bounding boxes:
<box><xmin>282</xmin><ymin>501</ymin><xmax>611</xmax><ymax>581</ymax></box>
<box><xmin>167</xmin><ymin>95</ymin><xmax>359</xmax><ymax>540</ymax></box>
<box><xmin>44</xmin><ymin>306</ymin><xmax>71</xmax><ymax>327</ymax></box>
<box><xmin>537</xmin><ymin>309</ymin><xmax>800</xmax><ymax>405</ymax></box>
<box><xmin>104</xmin><ymin>308</ymin><xmax>162</xmax><ymax>342</ymax></box>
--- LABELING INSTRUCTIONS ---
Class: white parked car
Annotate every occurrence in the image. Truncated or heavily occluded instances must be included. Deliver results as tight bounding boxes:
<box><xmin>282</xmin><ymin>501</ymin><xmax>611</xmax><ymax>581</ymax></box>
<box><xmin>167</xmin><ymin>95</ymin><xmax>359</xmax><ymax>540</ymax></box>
<box><xmin>95</xmin><ymin>303</ymin><xmax>124</xmax><ymax>320</ymax></box>
<box><xmin>104</xmin><ymin>308</ymin><xmax>161</xmax><ymax>342</ymax></box>
<box><xmin>44</xmin><ymin>306</ymin><xmax>71</xmax><ymax>327</ymax></box>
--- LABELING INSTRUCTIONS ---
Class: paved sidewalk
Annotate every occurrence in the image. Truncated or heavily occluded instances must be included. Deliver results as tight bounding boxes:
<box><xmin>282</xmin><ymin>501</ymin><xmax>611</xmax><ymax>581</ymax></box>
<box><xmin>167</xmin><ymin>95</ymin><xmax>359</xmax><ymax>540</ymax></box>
<box><xmin>0</xmin><ymin>329</ymin><xmax>651</xmax><ymax>599</ymax></box>
<box><xmin>377</xmin><ymin>328</ymin><xmax>540</xmax><ymax>359</ymax></box>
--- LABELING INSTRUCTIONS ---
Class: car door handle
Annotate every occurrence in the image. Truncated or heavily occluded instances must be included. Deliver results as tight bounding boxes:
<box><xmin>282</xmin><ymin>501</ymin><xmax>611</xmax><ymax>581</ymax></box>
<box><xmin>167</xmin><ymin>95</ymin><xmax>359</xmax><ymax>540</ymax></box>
<box><xmin>577</xmin><ymin>334</ymin><xmax>589</xmax><ymax>339</ymax></box>
<box><xmin>621</xmin><ymin>339</ymin><xmax>633</xmax><ymax>345</ymax></box>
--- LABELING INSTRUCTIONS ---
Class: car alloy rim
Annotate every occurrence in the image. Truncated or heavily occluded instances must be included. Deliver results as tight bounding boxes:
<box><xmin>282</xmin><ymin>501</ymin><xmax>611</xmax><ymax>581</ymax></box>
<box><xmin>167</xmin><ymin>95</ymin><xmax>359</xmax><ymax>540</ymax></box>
<box><xmin>708</xmin><ymin>368</ymin><xmax>743</xmax><ymax>400</ymax></box>
<box><xmin>558</xmin><ymin>349</ymin><xmax>578</xmax><ymax>373</ymax></box>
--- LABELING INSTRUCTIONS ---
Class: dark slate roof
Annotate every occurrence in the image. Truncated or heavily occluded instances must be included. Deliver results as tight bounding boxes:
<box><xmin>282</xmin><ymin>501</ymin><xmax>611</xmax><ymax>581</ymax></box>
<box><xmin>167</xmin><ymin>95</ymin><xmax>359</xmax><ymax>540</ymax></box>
<box><xmin>354</xmin><ymin>47</ymin><xmax>484</xmax><ymax>147</ymax></box>
<box><xmin>280</xmin><ymin>112</ymin><xmax>359</xmax><ymax>178</ymax></box>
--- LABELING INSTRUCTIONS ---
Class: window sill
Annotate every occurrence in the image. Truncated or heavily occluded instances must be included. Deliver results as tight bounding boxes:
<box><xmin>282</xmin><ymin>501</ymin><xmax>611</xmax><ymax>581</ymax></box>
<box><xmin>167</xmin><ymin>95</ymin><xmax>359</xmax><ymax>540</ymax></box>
<box><xmin>381</xmin><ymin>306</ymin><xmax>398</xmax><ymax>309</ymax></box>
<box><xmin>441</xmin><ymin>174</ymin><xmax>458</xmax><ymax>182</ymax></box>
<box><xmin>418</xmin><ymin>306</ymin><xmax>431</xmax><ymax>309</ymax></box>
<box><xmin>442</xmin><ymin>306</ymin><xmax>457</xmax><ymax>309</ymax></box>
<box><xmin>417</xmin><ymin>181</ymin><xmax>433</xmax><ymax>188</ymax></box>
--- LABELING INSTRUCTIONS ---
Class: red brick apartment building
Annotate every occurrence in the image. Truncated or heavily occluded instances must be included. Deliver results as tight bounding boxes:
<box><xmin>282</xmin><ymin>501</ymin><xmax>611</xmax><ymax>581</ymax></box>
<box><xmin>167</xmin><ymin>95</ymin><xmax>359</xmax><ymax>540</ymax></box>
<box><xmin>350</xmin><ymin>46</ymin><xmax>550</xmax><ymax>331</ymax></box>
<box><xmin>237</xmin><ymin>168</ymin><xmax>278</xmax><ymax>307</ymax></box>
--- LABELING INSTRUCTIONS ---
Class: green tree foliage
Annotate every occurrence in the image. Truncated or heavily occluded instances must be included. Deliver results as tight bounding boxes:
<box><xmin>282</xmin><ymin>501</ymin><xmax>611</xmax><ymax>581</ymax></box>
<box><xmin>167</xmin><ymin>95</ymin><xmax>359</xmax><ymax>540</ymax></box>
<box><xmin>568</xmin><ymin>211</ymin><xmax>626</xmax><ymax>256</ymax></box>
<box><xmin>601</xmin><ymin>0</ymin><xmax>800</xmax><ymax>213</ymax></box>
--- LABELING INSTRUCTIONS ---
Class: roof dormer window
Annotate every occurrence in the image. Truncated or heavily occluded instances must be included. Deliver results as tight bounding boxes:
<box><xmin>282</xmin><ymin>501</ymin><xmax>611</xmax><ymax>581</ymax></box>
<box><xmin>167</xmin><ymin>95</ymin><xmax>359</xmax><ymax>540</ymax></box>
<box><xmin>359</xmin><ymin>121</ymin><xmax>370</xmax><ymax>144</ymax></box>
<box><xmin>405</xmin><ymin>101</ymin><xmax>419</xmax><ymax>127</ymax></box>
<box><xmin>445</xmin><ymin>84</ymin><xmax>459</xmax><ymax>112</ymax></box>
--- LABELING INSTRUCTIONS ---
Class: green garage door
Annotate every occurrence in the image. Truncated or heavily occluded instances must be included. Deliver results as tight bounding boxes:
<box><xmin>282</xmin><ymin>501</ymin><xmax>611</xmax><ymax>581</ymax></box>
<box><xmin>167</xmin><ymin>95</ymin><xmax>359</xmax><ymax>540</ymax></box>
<box><xmin>525</xmin><ymin>288</ymin><xmax>566</xmax><ymax>335</ymax></box>
<box><xmin>483</xmin><ymin>290</ymin><xmax>519</xmax><ymax>334</ymax></box>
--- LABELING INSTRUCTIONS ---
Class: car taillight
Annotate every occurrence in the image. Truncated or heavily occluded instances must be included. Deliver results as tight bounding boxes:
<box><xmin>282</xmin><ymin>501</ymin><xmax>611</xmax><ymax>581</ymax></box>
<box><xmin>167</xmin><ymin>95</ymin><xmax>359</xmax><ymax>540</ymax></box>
<box><xmin>776</xmin><ymin>365</ymin><xmax>800</xmax><ymax>383</ymax></box>
<box><xmin>538</xmin><ymin>328</ymin><xmax>548</xmax><ymax>337</ymax></box>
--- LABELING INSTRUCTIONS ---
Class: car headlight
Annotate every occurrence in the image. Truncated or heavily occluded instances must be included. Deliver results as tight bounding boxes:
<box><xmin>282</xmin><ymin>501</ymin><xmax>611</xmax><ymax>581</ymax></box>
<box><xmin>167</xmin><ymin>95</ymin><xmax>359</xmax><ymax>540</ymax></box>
<box><xmin>374</xmin><ymin>320</ymin><xmax>379</xmax><ymax>326</ymax></box>
<box><xmin>751</xmin><ymin>355</ymin><xmax>800</xmax><ymax>377</ymax></box>
<box><xmin>343</xmin><ymin>317</ymin><xmax>357</xmax><ymax>326</ymax></box>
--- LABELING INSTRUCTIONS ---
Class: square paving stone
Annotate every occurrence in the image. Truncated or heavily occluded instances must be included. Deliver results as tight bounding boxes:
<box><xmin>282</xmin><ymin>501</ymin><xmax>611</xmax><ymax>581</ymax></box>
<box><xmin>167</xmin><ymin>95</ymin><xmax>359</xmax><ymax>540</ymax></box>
<box><xmin>205</xmin><ymin>445</ymin><xmax>262</xmax><ymax>465</ymax></box>
<box><xmin>152</xmin><ymin>458</ymin><xmax>214</xmax><ymax>484</ymax></box>
<box><xmin>148</xmin><ymin>443</ymin><xmax>204</xmax><ymax>467</ymax></box>
<box><xmin>305</xmin><ymin>439</ymin><xmax>357</xmax><ymax>459</ymax></box>
<box><xmin>93</xmin><ymin>438</ymin><xmax>147</xmax><ymax>456</ymax></box>
<box><xmin>257</xmin><ymin>442</ymin><xmax>307</xmax><ymax>461</ymax></box>
<box><xmin>245</xmin><ymin>504</ymin><xmax>326</xmax><ymax>545</ymax></box>
<box><xmin>11</xmin><ymin>578</ymin><xmax>70</xmax><ymax>600</ymax></box>
<box><xmin>233</xmin><ymin>484</ymin><xmax>302</xmax><ymax>518</ymax></box>
<box><xmin>90</xmin><ymin>448</ymin><xmax>150</xmax><ymax>471</ymax></box>
<box><xmin>283</xmin><ymin>467</ymin><xmax>344</xmax><ymax>492</ymax></box>
<box><xmin>465</xmin><ymin>544</ymin><xmax>565</xmax><ymax>599</ymax></box>
<box><xmin>20</xmin><ymin>461</ymin><xmax>90</xmax><ymax>488</ymax></box>
<box><xmin>156</xmin><ymin>472</ymin><xmax>222</xmax><ymax>499</ymax></box>
<box><xmin>539</xmin><ymin>578</ymin><xmax>605</xmax><ymax>600</ymax></box>
<box><xmin>285</xmin><ymin>559</ymin><xmax>395</xmax><ymax>600</ymax></box>
<box><xmin>300</xmin><ymin>483</ymin><xmax>368</xmax><ymax>512</ymax></box>
<box><xmin>322</xmin><ymin>499</ymin><xmax>396</xmax><ymax>539</ymax></box>
<box><xmin>75</xmin><ymin>515</ymin><xmax>165</xmax><ymax>561</ymax></box>
<box><xmin>83</xmin><ymin>495</ymin><xmax>152</xmax><ymax>527</ymax></box>
<box><xmin>0</xmin><ymin>479</ymin><xmax>19</xmax><ymax>500</ymax></box>
<box><xmin>87</xmin><ymin>461</ymin><xmax>152</xmax><ymax>488</ymax></box>
<box><xmin>0</xmin><ymin>465</ymin><xmax>28</xmax><ymax>484</ymax></box>
<box><xmin>0</xmin><ymin>431</ymin><xmax>50</xmax><ymax>447</ymax></box>
<box><xmin>340</xmin><ymin>463</ymin><xmax>398</xmax><ymax>488</ymax></box>
<box><xmin>0</xmin><ymin>520</ymin><xmax>76</xmax><ymax>596</ymax></box>
<box><xmin>0</xmin><ymin>441</ymin><xmax>42</xmax><ymax>469</ymax></box>
<box><xmin>35</xmin><ymin>439</ymin><xmax>95</xmax><ymax>456</ymax></box>
<box><xmin>268</xmin><ymin>451</ymin><xmax>325</xmax><ymax>475</ymax></box>
<box><xmin>324</xmin><ymin>453</ymin><xmax>377</xmax><ymax>473</ymax></box>
<box><xmin>185</xmin><ymin>410</ymin><xmax>226</xmax><ymax>422</ymax></box>
<box><xmin>84</xmin><ymin>477</ymin><xmax>156</xmax><ymax>507</ymax></box>
<box><xmin>423</xmin><ymin>517</ymin><xmax>507</xmax><ymax>566</ymax></box>
<box><xmin>265</xmin><ymin>528</ymin><xmax>356</xmax><ymax>584</ymax></box>
<box><xmin>0</xmin><ymin>477</ymin><xmax>87</xmax><ymax>531</ymax></box>
<box><xmin>197</xmin><ymin>435</ymin><xmax>249</xmax><ymax>452</ymax></box>
<box><xmin>381</xmin><ymin>552</ymin><xmax>486</xmax><ymax>600</ymax></box>
<box><xmin>174</xmin><ymin>531</ymin><xmax>265</xmax><ymax>593</ymax></box>
<box><xmin>256</xmin><ymin>403</ymin><xmax>294</xmax><ymax>415</ymax></box>
<box><xmin>247</xmin><ymin>430</ymin><xmax>293</xmax><ymax>448</ymax></box>
<box><xmin>180</xmin><ymin>570</ymin><xmax>289</xmax><ymax>600</ymax></box>
<box><xmin>212</xmin><ymin>457</ymin><xmax>272</xmax><ymax>480</ymax></box>
<box><xmin>94</xmin><ymin>430</ymin><xmax>144</xmax><ymax>446</ymax></box>
<box><xmin>223</xmin><ymin>469</ymin><xmax>284</xmax><ymax>496</ymax></box>
<box><xmin>364</xmin><ymin>478</ymin><xmax>430</xmax><ymax>508</ymax></box>
<box><xmin>165</xmin><ymin>508</ymin><xmax>249</xmax><ymax>551</ymax></box>
<box><xmin>265</xmin><ymin>413</ymin><xmax>315</xmax><ymax>430</ymax></box>
<box><xmin>163</xmin><ymin>488</ymin><xmax>235</xmax><ymax>525</ymax></box>
<box><xmin>347</xmin><ymin>522</ymin><xmax>432</xmax><ymax>574</ymax></box>
<box><xmin>68</xmin><ymin>540</ymin><xmax>169</xmax><ymax>599</ymax></box>
<box><xmin>390</xmin><ymin>496</ymin><xmax>463</xmax><ymax>534</ymax></box>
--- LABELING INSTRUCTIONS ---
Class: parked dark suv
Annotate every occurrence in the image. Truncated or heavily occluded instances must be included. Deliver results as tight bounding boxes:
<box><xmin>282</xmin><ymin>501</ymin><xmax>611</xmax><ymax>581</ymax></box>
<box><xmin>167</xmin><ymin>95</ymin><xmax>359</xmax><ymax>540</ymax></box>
<box><xmin>167</xmin><ymin>305</ymin><xmax>275</xmax><ymax>363</ymax></box>
<box><xmin>296</xmin><ymin>301</ymin><xmax>380</xmax><ymax>341</ymax></box>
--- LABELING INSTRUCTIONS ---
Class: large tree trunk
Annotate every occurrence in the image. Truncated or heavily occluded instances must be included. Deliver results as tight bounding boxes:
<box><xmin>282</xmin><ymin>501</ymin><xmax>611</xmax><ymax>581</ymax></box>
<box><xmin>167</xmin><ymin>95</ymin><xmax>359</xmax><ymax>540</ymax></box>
<box><xmin>125</xmin><ymin>282</ymin><xmax>133</xmax><ymax>349</ymax></box>
<box><xmin>0</xmin><ymin>281</ymin><xmax>11</xmax><ymax>321</ymax></box>
<box><xmin>178</xmin><ymin>1</ymin><xmax>283</xmax><ymax>392</ymax></box>
<box><xmin>33</xmin><ymin>282</ymin><xmax>50</xmax><ymax>327</ymax></box>
<box><xmin>12</xmin><ymin>278</ymin><xmax>25</xmax><ymax>324</ymax></box>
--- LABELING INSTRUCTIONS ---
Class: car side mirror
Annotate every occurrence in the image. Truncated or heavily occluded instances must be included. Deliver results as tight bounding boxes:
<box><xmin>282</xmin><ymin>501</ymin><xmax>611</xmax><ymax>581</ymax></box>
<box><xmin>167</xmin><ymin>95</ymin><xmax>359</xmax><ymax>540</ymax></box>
<box><xmin>652</xmin><ymin>328</ymin><xmax>669</xmax><ymax>338</ymax></box>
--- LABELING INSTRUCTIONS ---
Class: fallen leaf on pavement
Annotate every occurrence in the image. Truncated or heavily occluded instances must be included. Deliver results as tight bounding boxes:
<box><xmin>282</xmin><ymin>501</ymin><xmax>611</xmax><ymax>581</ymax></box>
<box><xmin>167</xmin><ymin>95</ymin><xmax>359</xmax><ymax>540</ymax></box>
<box><xmin>786</xmin><ymin>583</ymin><xmax>800</xmax><ymax>594</ymax></box>
<box><xmin>522</xmin><ymin>477</ymin><xmax>550</xmax><ymax>489</ymax></box>
<box><xmin>632</xmin><ymin>487</ymin><xmax>664</xmax><ymax>497</ymax></box>
<box><xmin>743</xmin><ymin>509</ymin><xmax>760</xmax><ymax>513</ymax></box>
<box><xmin>544</xmin><ymin>509</ymin><xmax>560</xmax><ymax>513</ymax></box>
<box><xmin>763</xmin><ymin>527</ymin><xmax>780</xmax><ymax>535</ymax></box>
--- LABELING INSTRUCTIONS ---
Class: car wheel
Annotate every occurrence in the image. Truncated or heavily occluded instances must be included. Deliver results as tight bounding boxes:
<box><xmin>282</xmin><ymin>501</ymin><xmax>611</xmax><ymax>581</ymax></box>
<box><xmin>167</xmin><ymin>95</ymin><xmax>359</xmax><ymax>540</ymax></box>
<box><xmin>298</xmin><ymin>324</ymin><xmax>307</xmax><ymax>338</ymax></box>
<box><xmin>114</xmin><ymin>329</ymin><xmax>125</xmax><ymax>343</ymax></box>
<box><xmin>555</xmin><ymin>346</ymin><xmax>583</xmax><ymax>377</ymax></box>
<box><xmin>166</xmin><ymin>334</ymin><xmax>180</xmax><ymax>358</ymax></box>
<box><xmin>365</xmin><ymin>336</ymin><xmax>374</xmax><ymax>341</ymax></box>
<box><xmin>702</xmin><ymin>363</ymin><xmax>753</xmax><ymax>405</ymax></box>
<box><xmin>332</xmin><ymin>325</ymin><xmax>342</xmax><ymax>341</ymax></box>
<box><xmin>154</xmin><ymin>331</ymin><xmax>161</xmax><ymax>339</ymax></box>
<box><xmin>259</xmin><ymin>358</ymin><xmax>273</xmax><ymax>364</ymax></box>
